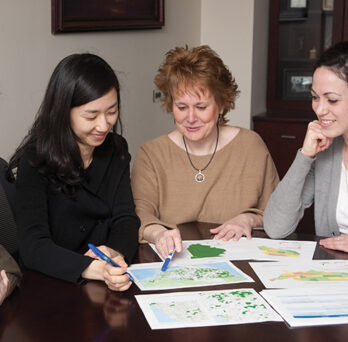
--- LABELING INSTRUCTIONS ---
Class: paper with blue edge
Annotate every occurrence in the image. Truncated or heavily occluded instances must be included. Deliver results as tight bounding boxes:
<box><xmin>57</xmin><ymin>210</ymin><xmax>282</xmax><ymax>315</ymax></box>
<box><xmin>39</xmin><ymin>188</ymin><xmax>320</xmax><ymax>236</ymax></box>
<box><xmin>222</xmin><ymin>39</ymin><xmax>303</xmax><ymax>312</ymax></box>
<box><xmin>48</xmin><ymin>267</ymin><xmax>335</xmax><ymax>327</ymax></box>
<box><xmin>260</xmin><ymin>287</ymin><xmax>348</xmax><ymax>327</ymax></box>
<box><xmin>128</xmin><ymin>259</ymin><xmax>254</xmax><ymax>291</ymax></box>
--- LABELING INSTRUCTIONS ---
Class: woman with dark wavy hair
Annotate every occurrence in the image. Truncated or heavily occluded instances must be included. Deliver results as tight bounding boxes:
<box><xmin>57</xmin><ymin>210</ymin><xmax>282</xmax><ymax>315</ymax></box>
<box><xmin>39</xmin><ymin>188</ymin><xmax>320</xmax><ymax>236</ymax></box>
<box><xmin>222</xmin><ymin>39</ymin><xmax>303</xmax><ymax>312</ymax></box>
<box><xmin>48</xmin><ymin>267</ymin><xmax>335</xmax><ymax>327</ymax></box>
<box><xmin>8</xmin><ymin>53</ymin><xmax>139</xmax><ymax>290</ymax></box>
<box><xmin>264</xmin><ymin>41</ymin><xmax>348</xmax><ymax>253</ymax></box>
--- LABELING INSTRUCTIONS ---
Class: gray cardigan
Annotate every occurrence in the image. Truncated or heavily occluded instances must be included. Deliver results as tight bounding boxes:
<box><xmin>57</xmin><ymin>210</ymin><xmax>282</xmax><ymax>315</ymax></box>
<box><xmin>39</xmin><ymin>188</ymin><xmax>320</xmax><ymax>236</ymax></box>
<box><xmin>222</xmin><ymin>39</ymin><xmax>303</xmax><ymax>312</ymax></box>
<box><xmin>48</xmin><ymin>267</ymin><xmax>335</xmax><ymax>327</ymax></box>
<box><xmin>264</xmin><ymin>137</ymin><xmax>343</xmax><ymax>238</ymax></box>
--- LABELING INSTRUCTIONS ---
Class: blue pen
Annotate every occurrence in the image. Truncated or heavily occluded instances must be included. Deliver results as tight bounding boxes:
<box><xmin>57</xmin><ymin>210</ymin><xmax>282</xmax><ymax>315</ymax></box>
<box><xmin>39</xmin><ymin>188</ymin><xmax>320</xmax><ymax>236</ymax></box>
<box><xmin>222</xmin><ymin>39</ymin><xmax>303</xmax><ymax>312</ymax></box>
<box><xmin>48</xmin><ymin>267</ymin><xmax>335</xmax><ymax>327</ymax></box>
<box><xmin>161</xmin><ymin>247</ymin><xmax>175</xmax><ymax>272</ymax></box>
<box><xmin>88</xmin><ymin>243</ymin><xmax>134</xmax><ymax>282</ymax></box>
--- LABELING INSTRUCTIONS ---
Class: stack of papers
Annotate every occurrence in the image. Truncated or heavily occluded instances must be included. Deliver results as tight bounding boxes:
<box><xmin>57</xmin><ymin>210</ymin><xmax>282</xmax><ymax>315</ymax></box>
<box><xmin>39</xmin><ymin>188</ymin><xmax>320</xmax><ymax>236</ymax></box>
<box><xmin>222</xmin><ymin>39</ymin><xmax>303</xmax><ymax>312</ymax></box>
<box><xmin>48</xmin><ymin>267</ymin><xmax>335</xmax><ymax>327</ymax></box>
<box><xmin>132</xmin><ymin>237</ymin><xmax>348</xmax><ymax>329</ymax></box>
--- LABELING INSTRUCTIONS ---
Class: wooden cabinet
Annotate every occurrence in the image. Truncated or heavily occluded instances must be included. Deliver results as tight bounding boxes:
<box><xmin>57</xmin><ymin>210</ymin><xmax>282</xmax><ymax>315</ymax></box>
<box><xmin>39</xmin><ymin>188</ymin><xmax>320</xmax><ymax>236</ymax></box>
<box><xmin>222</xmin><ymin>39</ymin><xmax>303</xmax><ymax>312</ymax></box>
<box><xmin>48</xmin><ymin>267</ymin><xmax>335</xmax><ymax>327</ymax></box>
<box><xmin>266</xmin><ymin>0</ymin><xmax>348</xmax><ymax>112</ymax></box>
<box><xmin>254</xmin><ymin>113</ymin><xmax>316</xmax><ymax>234</ymax></box>
<box><xmin>253</xmin><ymin>114</ymin><xmax>314</xmax><ymax>179</ymax></box>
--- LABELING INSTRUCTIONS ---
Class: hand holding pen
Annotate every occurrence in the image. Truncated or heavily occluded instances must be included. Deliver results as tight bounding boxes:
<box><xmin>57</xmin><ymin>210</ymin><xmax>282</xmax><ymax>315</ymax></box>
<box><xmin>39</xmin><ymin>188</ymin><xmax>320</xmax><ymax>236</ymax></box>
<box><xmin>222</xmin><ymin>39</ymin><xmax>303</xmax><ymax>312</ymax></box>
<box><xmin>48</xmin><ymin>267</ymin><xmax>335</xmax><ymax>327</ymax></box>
<box><xmin>87</xmin><ymin>243</ymin><xmax>134</xmax><ymax>282</ymax></box>
<box><xmin>154</xmin><ymin>227</ymin><xmax>183</xmax><ymax>259</ymax></box>
<box><xmin>161</xmin><ymin>246</ymin><xmax>175</xmax><ymax>272</ymax></box>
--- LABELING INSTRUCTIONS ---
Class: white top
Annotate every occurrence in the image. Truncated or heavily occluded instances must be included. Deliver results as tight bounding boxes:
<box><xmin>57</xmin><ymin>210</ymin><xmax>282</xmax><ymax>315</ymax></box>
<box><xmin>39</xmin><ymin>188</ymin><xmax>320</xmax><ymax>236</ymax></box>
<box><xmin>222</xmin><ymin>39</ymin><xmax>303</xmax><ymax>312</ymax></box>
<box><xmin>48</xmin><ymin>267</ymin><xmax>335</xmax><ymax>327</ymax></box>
<box><xmin>336</xmin><ymin>162</ymin><xmax>348</xmax><ymax>234</ymax></box>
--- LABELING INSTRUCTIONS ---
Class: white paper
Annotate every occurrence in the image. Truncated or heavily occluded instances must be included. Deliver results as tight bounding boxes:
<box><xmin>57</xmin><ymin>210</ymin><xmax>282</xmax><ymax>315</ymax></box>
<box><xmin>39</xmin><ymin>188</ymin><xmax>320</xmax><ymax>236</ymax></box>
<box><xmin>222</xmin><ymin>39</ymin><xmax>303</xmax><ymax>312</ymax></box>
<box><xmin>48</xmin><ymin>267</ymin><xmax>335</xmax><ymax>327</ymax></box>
<box><xmin>261</xmin><ymin>287</ymin><xmax>348</xmax><ymax>327</ymax></box>
<box><xmin>136</xmin><ymin>288</ymin><xmax>282</xmax><ymax>329</ymax></box>
<box><xmin>150</xmin><ymin>238</ymin><xmax>316</xmax><ymax>263</ymax></box>
<box><xmin>250</xmin><ymin>260</ymin><xmax>348</xmax><ymax>289</ymax></box>
<box><xmin>128</xmin><ymin>259</ymin><xmax>254</xmax><ymax>291</ymax></box>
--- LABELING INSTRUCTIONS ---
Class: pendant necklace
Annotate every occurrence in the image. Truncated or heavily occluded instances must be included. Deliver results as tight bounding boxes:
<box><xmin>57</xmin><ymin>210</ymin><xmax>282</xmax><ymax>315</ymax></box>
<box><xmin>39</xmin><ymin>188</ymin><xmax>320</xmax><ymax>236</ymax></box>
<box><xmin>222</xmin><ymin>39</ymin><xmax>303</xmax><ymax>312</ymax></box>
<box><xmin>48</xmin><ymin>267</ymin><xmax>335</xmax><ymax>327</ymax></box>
<box><xmin>182</xmin><ymin>124</ymin><xmax>219</xmax><ymax>183</ymax></box>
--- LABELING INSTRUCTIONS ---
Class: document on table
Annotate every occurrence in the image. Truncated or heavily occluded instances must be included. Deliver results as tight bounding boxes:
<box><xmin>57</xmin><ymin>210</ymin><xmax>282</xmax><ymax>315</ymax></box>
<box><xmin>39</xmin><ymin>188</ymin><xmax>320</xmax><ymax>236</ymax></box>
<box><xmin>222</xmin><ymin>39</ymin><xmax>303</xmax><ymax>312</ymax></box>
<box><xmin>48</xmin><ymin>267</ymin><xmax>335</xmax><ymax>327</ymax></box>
<box><xmin>250</xmin><ymin>260</ymin><xmax>348</xmax><ymax>289</ymax></box>
<box><xmin>260</xmin><ymin>287</ymin><xmax>348</xmax><ymax>327</ymax></box>
<box><xmin>149</xmin><ymin>238</ymin><xmax>316</xmax><ymax>263</ymax></box>
<box><xmin>128</xmin><ymin>259</ymin><xmax>254</xmax><ymax>291</ymax></box>
<box><xmin>136</xmin><ymin>288</ymin><xmax>282</xmax><ymax>329</ymax></box>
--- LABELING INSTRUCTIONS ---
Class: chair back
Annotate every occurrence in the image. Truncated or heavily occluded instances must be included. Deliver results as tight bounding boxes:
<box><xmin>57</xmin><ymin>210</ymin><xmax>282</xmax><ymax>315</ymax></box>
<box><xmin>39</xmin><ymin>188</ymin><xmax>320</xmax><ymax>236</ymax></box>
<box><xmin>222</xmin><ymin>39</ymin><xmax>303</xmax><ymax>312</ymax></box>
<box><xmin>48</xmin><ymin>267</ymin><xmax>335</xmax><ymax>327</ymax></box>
<box><xmin>0</xmin><ymin>158</ymin><xmax>18</xmax><ymax>256</ymax></box>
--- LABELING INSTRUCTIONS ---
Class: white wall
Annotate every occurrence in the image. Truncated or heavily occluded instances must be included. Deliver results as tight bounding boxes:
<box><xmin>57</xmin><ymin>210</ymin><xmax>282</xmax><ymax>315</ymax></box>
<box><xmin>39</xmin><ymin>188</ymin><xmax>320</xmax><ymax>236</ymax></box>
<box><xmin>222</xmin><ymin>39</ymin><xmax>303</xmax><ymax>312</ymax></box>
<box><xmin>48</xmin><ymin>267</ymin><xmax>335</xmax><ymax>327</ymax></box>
<box><xmin>0</xmin><ymin>0</ymin><xmax>201</xmax><ymax>160</ymax></box>
<box><xmin>251</xmin><ymin>0</ymin><xmax>270</xmax><ymax>122</ymax></box>
<box><xmin>0</xmin><ymin>0</ymin><xmax>270</xmax><ymax>160</ymax></box>
<box><xmin>201</xmin><ymin>0</ymin><xmax>269</xmax><ymax>128</ymax></box>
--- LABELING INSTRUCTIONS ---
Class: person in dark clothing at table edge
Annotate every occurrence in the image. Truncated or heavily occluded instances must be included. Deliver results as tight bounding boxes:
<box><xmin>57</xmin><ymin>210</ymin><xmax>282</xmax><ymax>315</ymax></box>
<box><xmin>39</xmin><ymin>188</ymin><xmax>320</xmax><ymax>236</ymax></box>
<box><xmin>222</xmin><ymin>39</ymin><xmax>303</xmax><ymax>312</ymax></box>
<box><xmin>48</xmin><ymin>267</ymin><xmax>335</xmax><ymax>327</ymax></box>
<box><xmin>7</xmin><ymin>53</ymin><xmax>139</xmax><ymax>291</ymax></box>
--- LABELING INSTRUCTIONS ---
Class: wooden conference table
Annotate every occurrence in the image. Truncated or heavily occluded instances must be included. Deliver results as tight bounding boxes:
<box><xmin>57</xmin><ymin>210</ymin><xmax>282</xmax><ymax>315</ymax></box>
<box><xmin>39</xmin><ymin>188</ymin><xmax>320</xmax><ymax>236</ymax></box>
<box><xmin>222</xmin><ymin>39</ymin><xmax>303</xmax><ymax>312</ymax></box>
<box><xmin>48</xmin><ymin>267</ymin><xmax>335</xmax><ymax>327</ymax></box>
<box><xmin>1</xmin><ymin>222</ymin><xmax>348</xmax><ymax>342</ymax></box>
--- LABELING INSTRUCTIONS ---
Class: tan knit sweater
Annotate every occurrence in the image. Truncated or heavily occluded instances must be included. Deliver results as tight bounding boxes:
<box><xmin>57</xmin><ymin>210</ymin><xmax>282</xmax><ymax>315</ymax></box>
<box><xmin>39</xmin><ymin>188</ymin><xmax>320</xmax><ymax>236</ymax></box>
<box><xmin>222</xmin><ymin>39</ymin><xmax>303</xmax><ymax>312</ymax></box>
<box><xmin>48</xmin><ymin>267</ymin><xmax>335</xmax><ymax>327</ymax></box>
<box><xmin>131</xmin><ymin>128</ymin><xmax>279</xmax><ymax>242</ymax></box>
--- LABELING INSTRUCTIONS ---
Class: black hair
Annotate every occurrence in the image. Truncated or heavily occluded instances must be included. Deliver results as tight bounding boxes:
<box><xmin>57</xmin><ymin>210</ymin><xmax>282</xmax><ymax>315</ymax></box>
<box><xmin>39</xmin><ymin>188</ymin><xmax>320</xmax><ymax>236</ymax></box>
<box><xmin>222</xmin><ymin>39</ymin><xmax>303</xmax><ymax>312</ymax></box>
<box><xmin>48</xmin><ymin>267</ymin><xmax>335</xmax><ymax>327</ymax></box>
<box><xmin>314</xmin><ymin>41</ymin><xmax>348</xmax><ymax>83</ymax></box>
<box><xmin>8</xmin><ymin>53</ymin><xmax>124</xmax><ymax>194</ymax></box>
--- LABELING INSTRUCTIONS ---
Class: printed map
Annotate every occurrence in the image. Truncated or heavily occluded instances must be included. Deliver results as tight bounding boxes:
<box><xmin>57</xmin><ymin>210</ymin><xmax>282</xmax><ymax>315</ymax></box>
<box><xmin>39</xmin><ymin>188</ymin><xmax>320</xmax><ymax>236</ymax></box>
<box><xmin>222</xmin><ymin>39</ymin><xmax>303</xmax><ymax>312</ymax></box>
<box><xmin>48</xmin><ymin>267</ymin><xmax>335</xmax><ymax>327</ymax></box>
<box><xmin>250</xmin><ymin>260</ymin><xmax>348</xmax><ymax>289</ymax></box>
<box><xmin>136</xmin><ymin>289</ymin><xmax>281</xmax><ymax>329</ymax></box>
<box><xmin>271</xmin><ymin>270</ymin><xmax>348</xmax><ymax>282</ymax></box>
<box><xmin>129</xmin><ymin>260</ymin><xmax>253</xmax><ymax>291</ymax></box>
<box><xmin>258</xmin><ymin>246</ymin><xmax>300</xmax><ymax>257</ymax></box>
<box><xmin>187</xmin><ymin>244</ymin><xmax>226</xmax><ymax>258</ymax></box>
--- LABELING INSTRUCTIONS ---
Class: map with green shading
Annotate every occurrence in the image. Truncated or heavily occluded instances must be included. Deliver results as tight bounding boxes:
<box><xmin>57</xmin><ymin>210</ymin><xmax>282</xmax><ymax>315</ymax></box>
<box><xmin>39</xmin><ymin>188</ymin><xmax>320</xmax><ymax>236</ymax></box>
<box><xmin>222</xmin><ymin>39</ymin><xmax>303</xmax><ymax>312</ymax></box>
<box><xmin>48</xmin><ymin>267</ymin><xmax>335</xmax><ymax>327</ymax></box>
<box><xmin>129</xmin><ymin>261</ymin><xmax>252</xmax><ymax>290</ymax></box>
<box><xmin>149</xmin><ymin>290</ymin><xmax>272</xmax><ymax>322</ymax></box>
<box><xmin>187</xmin><ymin>243</ymin><xmax>226</xmax><ymax>258</ymax></box>
<box><xmin>150</xmin><ymin>238</ymin><xmax>317</xmax><ymax>264</ymax></box>
<box><xmin>135</xmin><ymin>288</ymin><xmax>281</xmax><ymax>329</ymax></box>
<box><xmin>258</xmin><ymin>246</ymin><xmax>300</xmax><ymax>257</ymax></box>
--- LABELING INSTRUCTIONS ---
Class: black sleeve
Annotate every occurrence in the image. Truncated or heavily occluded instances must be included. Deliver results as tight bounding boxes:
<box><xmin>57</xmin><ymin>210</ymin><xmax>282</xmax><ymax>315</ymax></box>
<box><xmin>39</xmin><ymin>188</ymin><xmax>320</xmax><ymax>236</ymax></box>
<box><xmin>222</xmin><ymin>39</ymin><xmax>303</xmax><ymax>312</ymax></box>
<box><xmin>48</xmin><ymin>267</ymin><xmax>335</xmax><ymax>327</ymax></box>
<box><xmin>16</xmin><ymin>151</ymin><xmax>93</xmax><ymax>283</ymax></box>
<box><xmin>106</xmin><ymin>142</ymin><xmax>140</xmax><ymax>264</ymax></box>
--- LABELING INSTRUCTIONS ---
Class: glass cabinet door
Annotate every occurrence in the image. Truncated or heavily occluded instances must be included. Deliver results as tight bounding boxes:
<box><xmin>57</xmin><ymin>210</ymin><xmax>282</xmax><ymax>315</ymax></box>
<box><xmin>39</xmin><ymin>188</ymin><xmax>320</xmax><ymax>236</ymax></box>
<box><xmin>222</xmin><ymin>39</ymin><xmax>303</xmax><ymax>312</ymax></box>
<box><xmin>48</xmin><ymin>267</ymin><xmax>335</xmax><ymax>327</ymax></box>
<box><xmin>277</xmin><ymin>0</ymin><xmax>333</xmax><ymax>101</ymax></box>
<box><xmin>267</xmin><ymin>0</ymin><xmax>345</xmax><ymax>112</ymax></box>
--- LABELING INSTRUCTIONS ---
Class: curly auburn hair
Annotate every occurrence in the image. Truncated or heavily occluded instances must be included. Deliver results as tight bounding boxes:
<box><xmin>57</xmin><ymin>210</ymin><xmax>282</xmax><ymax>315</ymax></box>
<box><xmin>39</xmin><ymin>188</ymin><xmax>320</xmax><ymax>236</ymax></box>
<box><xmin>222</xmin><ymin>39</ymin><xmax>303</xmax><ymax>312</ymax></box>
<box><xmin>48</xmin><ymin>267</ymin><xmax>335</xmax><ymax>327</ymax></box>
<box><xmin>154</xmin><ymin>45</ymin><xmax>240</xmax><ymax>124</ymax></box>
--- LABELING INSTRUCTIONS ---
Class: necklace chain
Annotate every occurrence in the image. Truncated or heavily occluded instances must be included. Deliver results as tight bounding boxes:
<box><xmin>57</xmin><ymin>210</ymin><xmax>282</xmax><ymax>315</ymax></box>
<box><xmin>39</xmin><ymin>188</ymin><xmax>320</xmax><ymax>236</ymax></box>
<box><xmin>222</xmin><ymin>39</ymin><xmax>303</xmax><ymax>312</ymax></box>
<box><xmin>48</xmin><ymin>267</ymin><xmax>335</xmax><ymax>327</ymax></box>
<box><xmin>182</xmin><ymin>124</ymin><xmax>219</xmax><ymax>182</ymax></box>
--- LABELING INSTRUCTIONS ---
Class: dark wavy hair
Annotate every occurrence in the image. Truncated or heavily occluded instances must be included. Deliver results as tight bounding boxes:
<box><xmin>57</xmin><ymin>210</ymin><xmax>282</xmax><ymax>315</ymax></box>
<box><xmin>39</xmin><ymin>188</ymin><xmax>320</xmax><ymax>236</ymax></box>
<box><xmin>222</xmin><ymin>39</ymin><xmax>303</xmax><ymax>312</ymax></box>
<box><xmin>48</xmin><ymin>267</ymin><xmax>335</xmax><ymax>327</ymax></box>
<box><xmin>7</xmin><ymin>53</ymin><xmax>124</xmax><ymax>194</ymax></box>
<box><xmin>314</xmin><ymin>41</ymin><xmax>348</xmax><ymax>82</ymax></box>
<box><xmin>154</xmin><ymin>45</ymin><xmax>240</xmax><ymax>124</ymax></box>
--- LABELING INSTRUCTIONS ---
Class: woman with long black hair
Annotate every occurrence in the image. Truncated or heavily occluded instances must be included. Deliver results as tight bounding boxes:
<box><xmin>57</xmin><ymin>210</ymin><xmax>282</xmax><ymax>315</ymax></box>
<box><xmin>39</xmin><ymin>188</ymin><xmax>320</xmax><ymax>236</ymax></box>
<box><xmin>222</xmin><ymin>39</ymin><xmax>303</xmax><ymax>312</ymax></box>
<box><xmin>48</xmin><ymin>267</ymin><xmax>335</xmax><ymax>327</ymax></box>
<box><xmin>8</xmin><ymin>53</ymin><xmax>139</xmax><ymax>290</ymax></box>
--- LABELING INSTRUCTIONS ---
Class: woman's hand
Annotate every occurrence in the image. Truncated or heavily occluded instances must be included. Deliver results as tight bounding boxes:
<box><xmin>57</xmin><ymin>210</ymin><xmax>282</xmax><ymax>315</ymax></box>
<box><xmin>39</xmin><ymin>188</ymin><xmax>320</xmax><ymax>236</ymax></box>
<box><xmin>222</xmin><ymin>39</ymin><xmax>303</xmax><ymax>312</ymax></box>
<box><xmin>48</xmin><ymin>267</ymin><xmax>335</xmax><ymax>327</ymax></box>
<box><xmin>85</xmin><ymin>245</ymin><xmax>120</xmax><ymax>259</ymax></box>
<box><xmin>82</xmin><ymin>248</ymin><xmax>131</xmax><ymax>292</ymax></box>
<box><xmin>210</xmin><ymin>213</ymin><xmax>261</xmax><ymax>241</ymax></box>
<box><xmin>0</xmin><ymin>270</ymin><xmax>9</xmax><ymax>305</ymax></box>
<box><xmin>319</xmin><ymin>234</ymin><xmax>348</xmax><ymax>253</ymax></box>
<box><xmin>103</xmin><ymin>255</ymin><xmax>132</xmax><ymax>292</ymax></box>
<box><xmin>301</xmin><ymin>120</ymin><xmax>333</xmax><ymax>158</ymax></box>
<box><xmin>153</xmin><ymin>227</ymin><xmax>183</xmax><ymax>259</ymax></box>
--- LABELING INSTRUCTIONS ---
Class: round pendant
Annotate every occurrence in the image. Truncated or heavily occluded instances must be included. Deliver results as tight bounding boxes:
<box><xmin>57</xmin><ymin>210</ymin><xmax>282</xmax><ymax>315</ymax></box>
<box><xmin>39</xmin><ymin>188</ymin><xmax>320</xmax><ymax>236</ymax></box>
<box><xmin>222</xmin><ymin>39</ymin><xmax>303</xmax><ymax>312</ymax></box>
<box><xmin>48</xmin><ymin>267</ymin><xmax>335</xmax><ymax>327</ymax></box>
<box><xmin>195</xmin><ymin>170</ymin><xmax>205</xmax><ymax>183</ymax></box>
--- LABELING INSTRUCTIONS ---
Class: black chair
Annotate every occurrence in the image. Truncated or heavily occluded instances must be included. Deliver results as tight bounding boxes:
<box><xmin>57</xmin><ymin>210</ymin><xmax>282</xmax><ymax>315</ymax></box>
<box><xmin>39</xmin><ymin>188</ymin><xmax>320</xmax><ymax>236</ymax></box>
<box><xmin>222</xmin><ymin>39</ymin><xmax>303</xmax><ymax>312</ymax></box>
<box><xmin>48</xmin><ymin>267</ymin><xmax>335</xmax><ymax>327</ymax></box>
<box><xmin>0</xmin><ymin>158</ymin><xmax>18</xmax><ymax>257</ymax></box>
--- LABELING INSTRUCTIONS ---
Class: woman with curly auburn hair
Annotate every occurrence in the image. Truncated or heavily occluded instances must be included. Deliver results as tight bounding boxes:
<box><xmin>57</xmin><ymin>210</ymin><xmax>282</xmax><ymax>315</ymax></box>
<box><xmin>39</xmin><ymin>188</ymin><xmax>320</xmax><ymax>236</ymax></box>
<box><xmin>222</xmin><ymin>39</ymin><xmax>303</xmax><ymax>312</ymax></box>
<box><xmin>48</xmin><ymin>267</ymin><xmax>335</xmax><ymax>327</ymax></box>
<box><xmin>132</xmin><ymin>45</ymin><xmax>278</xmax><ymax>258</ymax></box>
